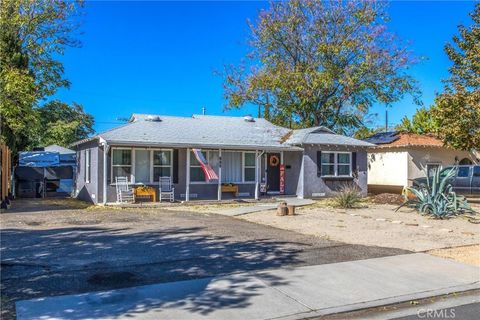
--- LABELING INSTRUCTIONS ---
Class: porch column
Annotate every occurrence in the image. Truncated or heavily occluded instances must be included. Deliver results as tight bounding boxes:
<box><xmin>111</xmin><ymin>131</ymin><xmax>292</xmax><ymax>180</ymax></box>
<box><xmin>255</xmin><ymin>150</ymin><xmax>260</xmax><ymax>200</ymax></box>
<box><xmin>102</xmin><ymin>140</ymin><xmax>109</xmax><ymax>205</ymax></box>
<box><xmin>186</xmin><ymin>148</ymin><xmax>190</xmax><ymax>202</ymax></box>
<box><xmin>217</xmin><ymin>149</ymin><xmax>222</xmax><ymax>201</ymax></box>
<box><xmin>280</xmin><ymin>151</ymin><xmax>285</xmax><ymax>196</ymax></box>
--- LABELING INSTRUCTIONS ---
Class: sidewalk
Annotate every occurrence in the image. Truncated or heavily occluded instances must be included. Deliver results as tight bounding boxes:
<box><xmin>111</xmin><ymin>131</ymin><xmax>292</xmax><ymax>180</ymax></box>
<box><xmin>16</xmin><ymin>253</ymin><xmax>480</xmax><ymax>320</ymax></box>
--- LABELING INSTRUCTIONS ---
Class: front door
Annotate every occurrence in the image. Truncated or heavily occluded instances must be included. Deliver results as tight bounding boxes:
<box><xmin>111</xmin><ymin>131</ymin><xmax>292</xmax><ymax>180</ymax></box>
<box><xmin>267</xmin><ymin>153</ymin><xmax>280</xmax><ymax>192</ymax></box>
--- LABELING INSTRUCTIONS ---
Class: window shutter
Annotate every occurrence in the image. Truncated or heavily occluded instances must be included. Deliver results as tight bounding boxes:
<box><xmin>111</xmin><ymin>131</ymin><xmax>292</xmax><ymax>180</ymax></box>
<box><xmin>352</xmin><ymin>152</ymin><xmax>357</xmax><ymax>175</ymax></box>
<box><xmin>317</xmin><ymin>151</ymin><xmax>322</xmax><ymax>177</ymax></box>
<box><xmin>173</xmin><ymin>149</ymin><xmax>179</xmax><ymax>184</ymax></box>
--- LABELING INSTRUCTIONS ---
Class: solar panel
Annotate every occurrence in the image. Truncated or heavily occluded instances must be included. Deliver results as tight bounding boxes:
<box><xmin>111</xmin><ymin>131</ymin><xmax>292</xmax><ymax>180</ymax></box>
<box><xmin>364</xmin><ymin>131</ymin><xmax>399</xmax><ymax>144</ymax></box>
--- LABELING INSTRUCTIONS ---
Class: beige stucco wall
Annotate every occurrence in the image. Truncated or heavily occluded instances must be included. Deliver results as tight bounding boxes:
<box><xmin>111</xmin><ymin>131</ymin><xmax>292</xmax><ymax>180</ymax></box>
<box><xmin>367</xmin><ymin>150</ymin><xmax>409</xmax><ymax>186</ymax></box>
<box><xmin>407</xmin><ymin>147</ymin><xmax>477</xmax><ymax>185</ymax></box>
<box><xmin>368</xmin><ymin>147</ymin><xmax>478</xmax><ymax>188</ymax></box>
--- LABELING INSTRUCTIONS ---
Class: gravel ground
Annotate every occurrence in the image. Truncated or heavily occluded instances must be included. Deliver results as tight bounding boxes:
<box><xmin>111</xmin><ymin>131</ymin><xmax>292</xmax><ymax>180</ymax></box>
<box><xmin>240</xmin><ymin>204</ymin><xmax>480</xmax><ymax>252</ymax></box>
<box><xmin>0</xmin><ymin>199</ymin><xmax>406</xmax><ymax>320</ymax></box>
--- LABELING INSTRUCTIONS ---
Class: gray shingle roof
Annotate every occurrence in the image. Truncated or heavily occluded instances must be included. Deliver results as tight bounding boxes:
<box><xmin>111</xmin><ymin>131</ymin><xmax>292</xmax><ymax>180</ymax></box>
<box><xmin>285</xmin><ymin>127</ymin><xmax>375</xmax><ymax>147</ymax></box>
<box><xmin>71</xmin><ymin>114</ymin><xmax>372</xmax><ymax>149</ymax></box>
<box><xmin>98</xmin><ymin>114</ymin><xmax>297</xmax><ymax>150</ymax></box>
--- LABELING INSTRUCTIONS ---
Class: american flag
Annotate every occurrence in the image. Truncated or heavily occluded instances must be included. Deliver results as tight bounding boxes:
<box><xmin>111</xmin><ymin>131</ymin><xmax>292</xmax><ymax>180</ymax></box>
<box><xmin>192</xmin><ymin>149</ymin><xmax>219</xmax><ymax>181</ymax></box>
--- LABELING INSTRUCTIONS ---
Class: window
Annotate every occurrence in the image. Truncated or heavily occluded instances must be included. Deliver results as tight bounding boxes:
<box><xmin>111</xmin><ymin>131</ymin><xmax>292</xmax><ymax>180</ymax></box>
<box><xmin>190</xmin><ymin>150</ymin><xmax>207</xmax><ymax>182</ymax></box>
<box><xmin>222</xmin><ymin>152</ymin><xmax>242</xmax><ymax>183</ymax></box>
<box><xmin>189</xmin><ymin>150</ymin><xmax>255</xmax><ymax>183</ymax></box>
<box><xmin>474</xmin><ymin>166</ymin><xmax>480</xmax><ymax>177</ymax></box>
<box><xmin>457</xmin><ymin>167</ymin><xmax>470</xmax><ymax>178</ymax></box>
<box><xmin>134</xmin><ymin>150</ymin><xmax>150</xmax><ymax>183</ymax></box>
<box><xmin>153</xmin><ymin>150</ymin><xmax>172</xmax><ymax>181</ymax></box>
<box><xmin>426</xmin><ymin>163</ymin><xmax>440</xmax><ymax>177</ymax></box>
<box><xmin>320</xmin><ymin>152</ymin><xmax>351</xmax><ymax>177</ymax></box>
<box><xmin>112</xmin><ymin>149</ymin><xmax>132</xmax><ymax>181</ymax></box>
<box><xmin>244</xmin><ymin>152</ymin><xmax>256</xmax><ymax>182</ymax></box>
<box><xmin>459</xmin><ymin>158</ymin><xmax>473</xmax><ymax>165</ymax></box>
<box><xmin>85</xmin><ymin>149</ymin><xmax>91</xmax><ymax>183</ymax></box>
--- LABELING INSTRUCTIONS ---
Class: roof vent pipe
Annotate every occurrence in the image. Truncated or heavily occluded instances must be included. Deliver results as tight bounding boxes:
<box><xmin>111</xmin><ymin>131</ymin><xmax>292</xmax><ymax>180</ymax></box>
<box><xmin>202</xmin><ymin>106</ymin><xmax>206</xmax><ymax>115</ymax></box>
<box><xmin>145</xmin><ymin>115</ymin><xmax>161</xmax><ymax>122</ymax></box>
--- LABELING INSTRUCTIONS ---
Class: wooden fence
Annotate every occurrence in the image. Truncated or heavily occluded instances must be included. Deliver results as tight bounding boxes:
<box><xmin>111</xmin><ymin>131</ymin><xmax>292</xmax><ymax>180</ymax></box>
<box><xmin>1</xmin><ymin>143</ymin><xmax>12</xmax><ymax>208</ymax></box>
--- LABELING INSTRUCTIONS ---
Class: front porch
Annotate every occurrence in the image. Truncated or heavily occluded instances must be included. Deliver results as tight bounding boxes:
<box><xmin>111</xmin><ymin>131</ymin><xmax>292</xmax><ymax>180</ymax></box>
<box><xmin>102</xmin><ymin>146</ymin><xmax>302</xmax><ymax>204</ymax></box>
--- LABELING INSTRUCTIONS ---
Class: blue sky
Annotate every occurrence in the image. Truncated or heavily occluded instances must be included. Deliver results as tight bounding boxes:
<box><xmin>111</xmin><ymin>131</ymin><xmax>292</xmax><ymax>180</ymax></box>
<box><xmin>54</xmin><ymin>1</ymin><xmax>477</xmax><ymax>134</ymax></box>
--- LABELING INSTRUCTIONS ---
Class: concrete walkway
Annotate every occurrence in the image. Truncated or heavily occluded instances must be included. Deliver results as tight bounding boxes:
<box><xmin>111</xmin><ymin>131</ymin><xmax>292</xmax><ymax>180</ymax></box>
<box><xmin>214</xmin><ymin>197</ymin><xmax>315</xmax><ymax>216</ymax></box>
<box><xmin>16</xmin><ymin>253</ymin><xmax>479</xmax><ymax>320</ymax></box>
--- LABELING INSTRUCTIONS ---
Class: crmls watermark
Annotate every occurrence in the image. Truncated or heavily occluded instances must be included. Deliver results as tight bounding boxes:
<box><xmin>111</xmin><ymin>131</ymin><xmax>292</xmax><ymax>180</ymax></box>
<box><xmin>417</xmin><ymin>308</ymin><xmax>456</xmax><ymax>319</ymax></box>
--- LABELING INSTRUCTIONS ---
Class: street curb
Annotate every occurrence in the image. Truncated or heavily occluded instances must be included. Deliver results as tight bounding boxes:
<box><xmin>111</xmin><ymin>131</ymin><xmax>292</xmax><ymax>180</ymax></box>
<box><xmin>272</xmin><ymin>283</ymin><xmax>480</xmax><ymax>320</ymax></box>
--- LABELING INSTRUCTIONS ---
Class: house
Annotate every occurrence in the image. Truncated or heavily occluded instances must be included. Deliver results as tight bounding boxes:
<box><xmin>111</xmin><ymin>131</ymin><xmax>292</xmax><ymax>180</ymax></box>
<box><xmin>365</xmin><ymin>132</ymin><xmax>479</xmax><ymax>194</ymax></box>
<box><xmin>14</xmin><ymin>144</ymin><xmax>76</xmax><ymax>198</ymax></box>
<box><xmin>70</xmin><ymin>114</ymin><xmax>373</xmax><ymax>204</ymax></box>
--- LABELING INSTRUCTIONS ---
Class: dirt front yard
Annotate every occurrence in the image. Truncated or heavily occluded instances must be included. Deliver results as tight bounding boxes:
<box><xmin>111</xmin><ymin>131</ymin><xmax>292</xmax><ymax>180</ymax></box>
<box><xmin>239</xmin><ymin>203</ymin><xmax>480</xmax><ymax>256</ymax></box>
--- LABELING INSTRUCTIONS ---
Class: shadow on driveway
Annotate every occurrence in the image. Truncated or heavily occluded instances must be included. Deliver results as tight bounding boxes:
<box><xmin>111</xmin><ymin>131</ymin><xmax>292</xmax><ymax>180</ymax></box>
<box><xmin>1</xmin><ymin>219</ymin><xmax>408</xmax><ymax>319</ymax></box>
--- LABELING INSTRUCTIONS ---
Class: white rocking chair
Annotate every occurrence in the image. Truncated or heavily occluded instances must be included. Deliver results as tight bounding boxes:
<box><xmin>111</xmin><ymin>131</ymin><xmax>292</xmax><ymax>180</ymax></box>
<box><xmin>115</xmin><ymin>176</ymin><xmax>135</xmax><ymax>203</ymax></box>
<box><xmin>159</xmin><ymin>176</ymin><xmax>175</xmax><ymax>202</ymax></box>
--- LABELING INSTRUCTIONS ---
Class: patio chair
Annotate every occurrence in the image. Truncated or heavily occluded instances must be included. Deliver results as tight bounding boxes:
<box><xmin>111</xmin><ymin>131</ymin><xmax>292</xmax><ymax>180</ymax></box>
<box><xmin>115</xmin><ymin>176</ymin><xmax>135</xmax><ymax>203</ymax></box>
<box><xmin>159</xmin><ymin>176</ymin><xmax>175</xmax><ymax>202</ymax></box>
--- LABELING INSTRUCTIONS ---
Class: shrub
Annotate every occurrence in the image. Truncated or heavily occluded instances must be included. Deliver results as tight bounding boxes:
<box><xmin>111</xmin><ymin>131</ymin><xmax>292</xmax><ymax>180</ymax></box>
<box><xmin>334</xmin><ymin>184</ymin><xmax>363</xmax><ymax>208</ymax></box>
<box><xmin>397</xmin><ymin>167</ymin><xmax>475</xmax><ymax>219</ymax></box>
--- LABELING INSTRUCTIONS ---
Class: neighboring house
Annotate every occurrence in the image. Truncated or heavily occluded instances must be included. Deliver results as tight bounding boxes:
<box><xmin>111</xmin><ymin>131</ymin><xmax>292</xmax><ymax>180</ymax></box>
<box><xmin>14</xmin><ymin>144</ymin><xmax>76</xmax><ymax>198</ymax></box>
<box><xmin>71</xmin><ymin>114</ymin><xmax>373</xmax><ymax>204</ymax></box>
<box><xmin>365</xmin><ymin>132</ymin><xmax>479</xmax><ymax>194</ymax></box>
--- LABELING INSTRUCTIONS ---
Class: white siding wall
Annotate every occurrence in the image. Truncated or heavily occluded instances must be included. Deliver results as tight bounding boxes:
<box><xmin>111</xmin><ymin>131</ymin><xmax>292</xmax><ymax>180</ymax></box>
<box><xmin>368</xmin><ymin>151</ymin><xmax>409</xmax><ymax>187</ymax></box>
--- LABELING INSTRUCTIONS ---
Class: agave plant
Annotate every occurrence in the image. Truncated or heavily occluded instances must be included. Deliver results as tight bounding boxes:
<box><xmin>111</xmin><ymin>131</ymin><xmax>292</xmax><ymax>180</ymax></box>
<box><xmin>397</xmin><ymin>166</ymin><xmax>475</xmax><ymax>219</ymax></box>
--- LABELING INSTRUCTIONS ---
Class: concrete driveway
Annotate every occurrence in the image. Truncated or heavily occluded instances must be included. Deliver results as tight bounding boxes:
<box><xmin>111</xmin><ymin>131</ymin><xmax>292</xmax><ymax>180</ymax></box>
<box><xmin>1</xmin><ymin>199</ymin><xmax>407</xmax><ymax>319</ymax></box>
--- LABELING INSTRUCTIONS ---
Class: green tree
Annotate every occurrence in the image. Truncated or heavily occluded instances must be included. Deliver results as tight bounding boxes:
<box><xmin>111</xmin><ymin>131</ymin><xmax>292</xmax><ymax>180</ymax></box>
<box><xmin>221</xmin><ymin>0</ymin><xmax>421</xmax><ymax>133</ymax></box>
<box><xmin>431</xmin><ymin>88</ymin><xmax>479</xmax><ymax>150</ymax></box>
<box><xmin>37</xmin><ymin>100</ymin><xmax>94</xmax><ymax>147</ymax></box>
<box><xmin>353</xmin><ymin>126</ymin><xmax>383</xmax><ymax>140</ymax></box>
<box><xmin>396</xmin><ymin>107</ymin><xmax>438</xmax><ymax>135</ymax></box>
<box><xmin>431</xmin><ymin>3</ymin><xmax>480</xmax><ymax>150</ymax></box>
<box><xmin>0</xmin><ymin>0</ymin><xmax>83</xmax><ymax>153</ymax></box>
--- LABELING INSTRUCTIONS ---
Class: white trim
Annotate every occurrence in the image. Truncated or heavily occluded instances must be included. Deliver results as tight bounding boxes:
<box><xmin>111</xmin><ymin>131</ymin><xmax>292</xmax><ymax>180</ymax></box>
<box><xmin>102</xmin><ymin>143</ymin><xmax>109</xmax><ymax>205</ymax></box>
<box><xmin>85</xmin><ymin>149</ymin><xmax>91</xmax><ymax>184</ymax></box>
<box><xmin>320</xmin><ymin>151</ymin><xmax>353</xmax><ymax>178</ymax></box>
<box><xmin>131</xmin><ymin>149</ymin><xmax>136</xmax><ymax>183</ymax></box>
<box><xmin>186</xmin><ymin>148</ymin><xmax>190</xmax><ymax>201</ymax></box>
<box><xmin>255</xmin><ymin>150</ymin><xmax>263</xmax><ymax>200</ymax></box>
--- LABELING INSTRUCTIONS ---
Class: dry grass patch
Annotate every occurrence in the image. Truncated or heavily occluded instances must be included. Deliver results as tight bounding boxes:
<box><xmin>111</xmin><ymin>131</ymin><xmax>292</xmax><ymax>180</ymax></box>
<box><xmin>428</xmin><ymin>244</ymin><xmax>480</xmax><ymax>266</ymax></box>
